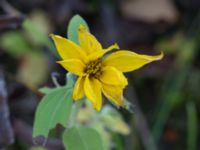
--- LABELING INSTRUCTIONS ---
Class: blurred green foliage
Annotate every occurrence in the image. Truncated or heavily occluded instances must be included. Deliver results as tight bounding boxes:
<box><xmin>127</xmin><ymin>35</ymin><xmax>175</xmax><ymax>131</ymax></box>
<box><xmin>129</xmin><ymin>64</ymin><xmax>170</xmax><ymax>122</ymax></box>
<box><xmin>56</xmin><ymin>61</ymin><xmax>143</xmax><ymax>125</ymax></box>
<box><xmin>152</xmin><ymin>12</ymin><xmax>200</xmax><ymax>149</ymax></box>
<box><xmin>0</xmin><ymin>11</ymin><xmax>54</xmax><ymax>88</ymax></box>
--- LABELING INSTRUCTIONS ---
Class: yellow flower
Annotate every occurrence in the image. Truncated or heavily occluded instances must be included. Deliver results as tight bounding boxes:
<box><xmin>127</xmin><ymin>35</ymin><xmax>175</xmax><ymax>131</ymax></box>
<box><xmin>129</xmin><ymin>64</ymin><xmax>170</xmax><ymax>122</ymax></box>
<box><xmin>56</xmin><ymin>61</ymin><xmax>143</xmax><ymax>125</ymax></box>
<box><xmin>50</xmin><ymin>25</ymin><xmax>163</xmax><ymax>111</ymax></box>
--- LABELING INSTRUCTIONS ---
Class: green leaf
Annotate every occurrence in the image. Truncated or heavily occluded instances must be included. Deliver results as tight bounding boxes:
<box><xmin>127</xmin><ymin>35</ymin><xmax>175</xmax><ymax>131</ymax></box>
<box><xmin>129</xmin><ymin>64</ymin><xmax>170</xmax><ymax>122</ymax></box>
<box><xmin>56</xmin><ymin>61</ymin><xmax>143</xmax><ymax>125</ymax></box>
<box><xmin>33</xmin><ymin>73</ymin><xmax>74</xmax><ymax>138</ymax></box>
<box><xmin>30</xmin><ymin>146</ymin><xmax>47</xmax><ymax>150</ymax></box>
<box><xmin>17</xmin><ymin>52</ymin><xmax>49</xmax><ymax>88</ymax></box>
<box><xmin>0</xmin><ymin>31</ymin><xmax>30</xmax><ymax>58</ymax></box>
<box><xmin>22</xmin><ymin>11</ymin><xmax>56</xmax><ymax>56</ymax></box>
<box><xmin>39</xmin><ymin>87</ymin><xmax>54</xmax><ymax>95</ymax></box>
<box><xmin>67</xmin><ymin>14</ymin><xmax>89</xmax><ymax>44</ymax></box>
<box><xmin>186</xmin><ymin>102</ymin><xmax>198</xmax><ymax>150</ymax></box>
<box><xmin>63</xmin><ymin>127</ymin><xmax>105</xmax><ymax>150</ymax></box>
<box><xmin>33</xmin><ymin>87</ymin><xmax>72</xmax><ymax>138</ymax></box>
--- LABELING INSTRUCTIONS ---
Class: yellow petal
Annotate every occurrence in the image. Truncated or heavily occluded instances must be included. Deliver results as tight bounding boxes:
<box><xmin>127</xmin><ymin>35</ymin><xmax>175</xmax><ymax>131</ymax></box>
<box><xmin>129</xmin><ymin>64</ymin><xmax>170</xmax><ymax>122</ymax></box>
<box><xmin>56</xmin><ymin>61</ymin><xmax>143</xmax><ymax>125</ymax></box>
<box><xmin>73</xmin><ymin>76</ymin><xmax>85</xmax><ymax>100</ymax></box>
<box><xmin>100</xmin><ymin>66</ymin><xmax>128</xmax><ymax>86</ymax></box>
<box><xmin>104</xmin><ymin>43</ymin><xmax>119</xmax><ymax>51</ymax></box>
<box><xmin>102</xmin><ymin>84</ymin><xmax>124</xmax><ymax>107</ymax></box>
<box><xmin>78</xmin><ymin>25</ymin><xmax>102</xmax><ymax>54</ymax></box>
<box><xmin>103</xmin><ymin>51</ymin><xmax>163</xmax><ymax>72</ymax></box>
<box><xmin>50</xmin><ymin>34</ymin><xmax>87</xmax><ymax>63</ymax></box>
<box><xmin>84</xmin><ymin>76</ymin><xmax>102</xmax><ymax>111</ymax></box>
<box><xmin>88</xmin><ymin>43</ymin><xmax>119</xmax><ymax>61</ymax></box>
<box><xmin>57</xmin><ymin>59</ymin><xmax>85</xmax><ymax>76</ymax></box>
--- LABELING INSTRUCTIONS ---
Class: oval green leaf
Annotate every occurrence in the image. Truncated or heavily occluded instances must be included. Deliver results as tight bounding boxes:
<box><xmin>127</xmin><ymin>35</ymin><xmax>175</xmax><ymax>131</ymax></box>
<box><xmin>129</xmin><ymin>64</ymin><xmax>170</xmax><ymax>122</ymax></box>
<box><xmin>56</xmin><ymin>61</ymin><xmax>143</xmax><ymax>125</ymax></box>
<box><xmin>67</xmin><ymin>14</ymin><xmax>89</xmax><ymax>44</ymax></box>
<box><xmin>63</xmin><ymin>127</ymin><xmax>105</xmax><ymax>150</ymax></box>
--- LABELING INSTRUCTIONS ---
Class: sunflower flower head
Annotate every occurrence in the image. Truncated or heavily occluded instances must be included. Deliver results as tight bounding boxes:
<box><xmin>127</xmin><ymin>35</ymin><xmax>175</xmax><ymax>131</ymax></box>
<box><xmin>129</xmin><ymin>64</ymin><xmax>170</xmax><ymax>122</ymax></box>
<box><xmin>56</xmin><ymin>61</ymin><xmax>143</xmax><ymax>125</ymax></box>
<box><xmin>50</xmin><ymin>25</ymin><xmax>163</xmax><ymax>111</ymax></box>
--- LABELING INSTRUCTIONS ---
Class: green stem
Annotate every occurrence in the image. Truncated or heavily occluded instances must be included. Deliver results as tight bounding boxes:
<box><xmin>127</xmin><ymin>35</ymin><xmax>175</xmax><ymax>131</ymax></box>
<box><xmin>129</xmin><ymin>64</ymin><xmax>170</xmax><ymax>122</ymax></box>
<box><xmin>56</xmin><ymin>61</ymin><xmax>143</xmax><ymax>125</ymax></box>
<box><xmin>186</xmin><ymin>102</ymin><xmax>198</xmax><ymax>150</ymax></box>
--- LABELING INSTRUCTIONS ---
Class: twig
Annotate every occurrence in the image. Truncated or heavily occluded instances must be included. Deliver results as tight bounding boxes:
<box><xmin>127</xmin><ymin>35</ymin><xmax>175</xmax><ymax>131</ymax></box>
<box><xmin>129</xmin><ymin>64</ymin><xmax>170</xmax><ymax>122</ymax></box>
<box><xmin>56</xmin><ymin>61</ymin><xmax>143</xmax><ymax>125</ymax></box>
<box><xmin>126</xmin><ymin>75</ymin><xmax>157</xmax><ymax>150</ymax></box>
<box><xmin>0</xmin><ymin>0</ymin><xmax>25</xmax><ymax>30</ymax></box>
<box><xmin>0</xmin><ymin>67</ymin><xmax>14</xmax><ymax>148</ymax></box>
<box><xmin>0</xmin><ymin>0</ymin><xmax>21</xmax><ymax>16</ymax></box>
<box><xmin>100</xmin><ymin>0</ymin><xmax>120</xmax><ymax>44</ymax></box>
<box><xmin>0</xmin><ymin>15</ymin><xmax>24</xmax><ymax>30</ymax></box>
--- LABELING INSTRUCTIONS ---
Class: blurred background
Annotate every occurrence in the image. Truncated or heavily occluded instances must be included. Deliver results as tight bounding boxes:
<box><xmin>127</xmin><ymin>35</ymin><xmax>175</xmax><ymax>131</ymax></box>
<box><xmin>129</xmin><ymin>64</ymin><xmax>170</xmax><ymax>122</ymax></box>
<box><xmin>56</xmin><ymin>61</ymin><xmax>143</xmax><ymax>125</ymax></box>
<box><xmin>0</xmin><ymin>0</ymin><xmax>200</xmax><ymax>150</ymax></box>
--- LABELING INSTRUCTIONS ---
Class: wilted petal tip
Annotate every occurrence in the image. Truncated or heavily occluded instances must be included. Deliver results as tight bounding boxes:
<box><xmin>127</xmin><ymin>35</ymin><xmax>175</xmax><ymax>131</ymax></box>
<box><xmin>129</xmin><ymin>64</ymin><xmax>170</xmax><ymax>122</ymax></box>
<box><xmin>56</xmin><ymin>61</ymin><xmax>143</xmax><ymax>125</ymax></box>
<box><xmin>114</xmin><ymin>43</ymin><xmax>120</xmax><ymax>49</ymax></box>
<box><xmin>159</xmin><ymin>51</ymin><xmax>164</xmax><ymax>60</ymax></box>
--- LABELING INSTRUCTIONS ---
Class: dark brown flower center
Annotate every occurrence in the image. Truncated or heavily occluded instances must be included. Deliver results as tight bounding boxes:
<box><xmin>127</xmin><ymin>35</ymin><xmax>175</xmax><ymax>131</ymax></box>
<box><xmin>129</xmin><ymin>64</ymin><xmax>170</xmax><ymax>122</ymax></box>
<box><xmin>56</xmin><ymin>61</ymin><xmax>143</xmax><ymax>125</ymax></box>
<box><xmin>84</xmin><ymin>59</ymin><xmax>102</xmax><ymax>78</ymax></box>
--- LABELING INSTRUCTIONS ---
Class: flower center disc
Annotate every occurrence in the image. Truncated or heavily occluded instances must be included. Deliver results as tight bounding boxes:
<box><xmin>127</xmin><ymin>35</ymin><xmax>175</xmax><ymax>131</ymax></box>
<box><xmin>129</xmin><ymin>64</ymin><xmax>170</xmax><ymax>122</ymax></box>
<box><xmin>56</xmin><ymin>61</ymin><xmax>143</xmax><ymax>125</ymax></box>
<box><xmin>84</xmin><ymin>59</ymin><xmax>102</xmax><ymax>78</ymax></box>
